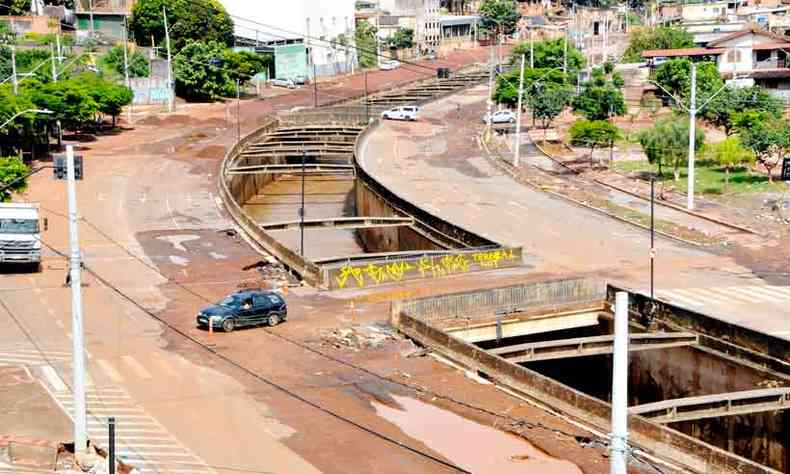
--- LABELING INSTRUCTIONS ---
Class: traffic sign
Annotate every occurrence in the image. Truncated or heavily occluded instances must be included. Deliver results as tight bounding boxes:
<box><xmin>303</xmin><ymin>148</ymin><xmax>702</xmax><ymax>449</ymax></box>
<box><xmin>782</xmin><ymin>158</ymin><xmax>790</xmax><ymax>181</ymax></box>
<box><xmin>53</xmin><ymin>154</ymin><xmax>83</xmax><ymax>180</ymax></box>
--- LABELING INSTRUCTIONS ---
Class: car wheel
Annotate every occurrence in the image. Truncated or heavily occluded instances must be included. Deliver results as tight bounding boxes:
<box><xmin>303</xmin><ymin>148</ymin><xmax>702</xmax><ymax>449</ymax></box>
<box><xmin>222</xmin><ymin>319</ymin><xmax>235</xmax><ymax>333</ymax></box>
<box><xmin>268</xmin><ymin>313</ymin><xmax>280</xmax><ymax>327</ymax></box>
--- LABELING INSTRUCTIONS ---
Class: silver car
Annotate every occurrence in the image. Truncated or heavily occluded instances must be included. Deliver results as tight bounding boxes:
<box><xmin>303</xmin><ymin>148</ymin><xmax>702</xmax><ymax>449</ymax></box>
<box><xmin>270</xmin><ymin>78</ymin><xmax>296</xmax><ymax>89</ymax></box>
<box><xmin>483</xmin><ymin>110</ymin><xmax>517</xmax><ymax>124</ymax></box>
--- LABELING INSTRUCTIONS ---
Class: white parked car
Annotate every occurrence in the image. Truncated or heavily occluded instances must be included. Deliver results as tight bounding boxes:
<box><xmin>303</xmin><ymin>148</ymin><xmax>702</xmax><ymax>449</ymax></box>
<box><xmin>270</xmin><ymin>78</ymin><xmax>296</xmax><ymax>89</ymax></box>
<box><xmin>379</xmin><ymin>60</ymin><xmax>401</xmax><ymax>71</ymax></box>
<box><xmin>381</xmin><ymin>105</ymin><xmax>419</xmax><ymax>121</ymax></box>
<box><xmin>483</xmin><ymin>110</ymin><xmax>517</xmax><ymax>124</ymax></box>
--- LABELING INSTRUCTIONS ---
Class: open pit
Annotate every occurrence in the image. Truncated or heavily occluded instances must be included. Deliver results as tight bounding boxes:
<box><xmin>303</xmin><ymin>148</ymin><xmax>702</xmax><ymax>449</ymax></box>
<box><xmin>391</xmin><ymin>278</ymin><xmax>790</xmax><ymax>473</ymax></box>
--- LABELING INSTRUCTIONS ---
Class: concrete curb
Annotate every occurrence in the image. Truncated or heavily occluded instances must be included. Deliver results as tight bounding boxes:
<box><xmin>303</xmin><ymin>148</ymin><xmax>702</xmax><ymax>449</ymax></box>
<box><xmin>479</xmin><ymin>137</ymin><xmax>706</xmax><ymax>248</ymax></box>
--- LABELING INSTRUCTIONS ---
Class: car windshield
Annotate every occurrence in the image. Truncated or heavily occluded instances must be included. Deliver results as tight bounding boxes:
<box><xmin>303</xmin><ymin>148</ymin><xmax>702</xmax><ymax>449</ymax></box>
<box><xmin>218</xmin><ymin>295</ymin><xmax>245</xmax><ymax>308</ymax></box>
<box><xmin>0</xmin><ymin>219</ymin><xmax>38</xmax><ymax>234</ymax></box>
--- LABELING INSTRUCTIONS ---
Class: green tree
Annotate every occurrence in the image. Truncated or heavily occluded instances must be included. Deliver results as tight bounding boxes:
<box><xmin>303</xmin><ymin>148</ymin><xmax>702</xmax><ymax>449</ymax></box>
<box><xmin>221</xmin><ymin>49</ymin><xmax>271</xmax><ymax>84</ymax></box>
<box><xmin>28</xmin><ymin>79</ymin><xmax>99</xmax><ymax>132</ymax></box>
<box><xmin>0</xmin><ymin>0</ymin><xmax>31</xmax><ymax>15</ymax></box>
<box><xmin>529</xmin><ymin>83</ymin><xmax>571</xmax><ymax>129</ymax></box>
<box><xmin>572</xmin><ymin>68</ymin><xmax>626</xmax><ymax>120</ymax></box>
<box><xmin>386</xmin><ymin>28</ymin><xmax>414</xmax><ymax>50</ymax></box>
<box><xmin>130</xmin><ymin>0</ymin><xmax>234</xmax><ymax>51</ymax></box>
<box><xmin>0</xmin><ymin>157</ymin><xmax>29</xmax><ymax>202</ymax></box>
<box><xmin>569</xmin><ymin>119</ymin><xmax>621</xmax><ymax>163</ymax></box>
<box><xmin>707</xmin><ymin>136</ymin><xmax>755</xmax><ymax>188</ymax></box>
<box><xmin>738</xmin><ymin>117</ymin><xmax>790</xmax><ymax>182</ymax></box>
<box><xmin>173</xmin><ymin>40</ymin><xmax>233</xmax><ymax>101</ymax></box>
<box><xmin>479</xmin><ymin>0</ymin><xmax>521</xmax><ymax>36</ymax></box>
<box><xmin>78</xmin><ymin>74</ymin><xmax>133</xmax><ymax>127</ymax></box>
<box><xmin>638</xmin><ymin>114</ymin><xmax>705</xmax><ymax>181</ymax></box>
<box><xmin>654</xmin><ymin>59</ymin><xmax>722</xmax><ymax>104</ymax></box>
<box><xmin>102</xmin><ymin>44</ymin><xmax>151</xmax><ymax>78</ymax></box>
<box><xmin>493</xmin><ymin>67</ymin><xmax>568</xmax><ymax>108</ymax></box>
<box><xmin>355</xmin><ymin>20</ymin><xmax>378</xmax><ymax>69</ymax></box>
<box><xmin>704</xmin><ymin>86</ymin><xmax>782</xmax><ymax>135</ymax></box>
<box><xmin>510</xmin><ymin>38</ymin><xmax>586</xmax><ymax>75</ymax></box>
<box><xmin>622</xmin><ymin>26</ymin><xmax>695</xmax><ymax>63</ymax></box>
<box><xmin>0</xmin><ymin>85</ymin><xmax>38</xmax><ymax>155</ymax></box>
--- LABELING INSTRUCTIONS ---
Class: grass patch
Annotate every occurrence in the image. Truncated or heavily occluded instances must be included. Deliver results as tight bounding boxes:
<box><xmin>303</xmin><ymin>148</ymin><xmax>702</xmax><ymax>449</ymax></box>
<box><xmin>613</xmin><ymin>160</ymin><xmax>784</xmax><ymax>196</ymax></box>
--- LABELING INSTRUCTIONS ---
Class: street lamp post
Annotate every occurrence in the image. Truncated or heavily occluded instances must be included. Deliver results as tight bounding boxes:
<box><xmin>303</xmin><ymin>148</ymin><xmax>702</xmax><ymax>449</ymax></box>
<box><xmin>0</xmin><ymin>109</ymin><xmax>53</xmax><ymax>130</ymax></box>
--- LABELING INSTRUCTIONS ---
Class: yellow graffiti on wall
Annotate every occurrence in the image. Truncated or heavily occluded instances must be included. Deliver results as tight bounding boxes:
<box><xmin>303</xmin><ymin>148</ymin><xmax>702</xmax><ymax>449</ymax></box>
<box><xmin>333</xmin><ymin>248</ymin><xmax>519</xmax><ymax>289</ymax></box>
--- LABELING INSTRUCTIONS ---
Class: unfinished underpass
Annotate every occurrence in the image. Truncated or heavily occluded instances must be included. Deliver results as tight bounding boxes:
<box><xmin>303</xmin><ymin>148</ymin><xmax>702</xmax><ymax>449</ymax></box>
<box><xmin>219</xmin><ymin>68</ymin><xmax>522</xmax><ymax>290</ymax></box>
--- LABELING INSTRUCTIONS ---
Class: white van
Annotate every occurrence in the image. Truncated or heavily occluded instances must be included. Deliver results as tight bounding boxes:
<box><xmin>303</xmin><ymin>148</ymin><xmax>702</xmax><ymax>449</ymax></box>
<box><xmin>381</xmin><ymin>105</ymin><xmax>419</xmax><ymax>121</ymax></box>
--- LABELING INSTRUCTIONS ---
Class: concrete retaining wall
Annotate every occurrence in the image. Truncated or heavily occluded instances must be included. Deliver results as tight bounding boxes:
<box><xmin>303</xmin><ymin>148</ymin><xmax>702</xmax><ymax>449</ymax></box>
<box><xmin>391</xmin><ymin>280</ymin><xmax>779</xmax><ymax>474</ymax></box>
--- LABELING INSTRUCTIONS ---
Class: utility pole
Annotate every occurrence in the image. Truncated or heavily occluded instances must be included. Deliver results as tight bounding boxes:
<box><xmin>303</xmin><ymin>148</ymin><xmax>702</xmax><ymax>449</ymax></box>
<box><xmin>122</xmin><ymin>17</ymin><xmax>132</xmax><ymax>125</ymax></box>
<box><xmin>313</xmin><ymin>62</ymin><xmax>318</xmax><ymax>108</ymax></box>
<box><xmin>163</xmin><ymin>6</ymin><xmax>174</xmax><ymax>113</ymax></box>
<box><xmin>610</xmin><ymin>291</ymin><xmax>629</xmax><ymax>474</ymax></box>
<box><xmin>650</xmin><ymin>177</ymin><xmax>655</xmax><ymax>302</ymax></box>
<box><xmin>50</xmin><ymin>43</ymin><xmax>58</xmax><ymax>82</ymax></box>
<box><xmin>563</xmin><ymin>26</ymin><xmax>568</xmax><ymax>75</ymax></box>
<box><xmin>299</xmin><ymin>149</ymin><xmax>306</xmax><ymax>257</ymax></box>
<box><xmin>88</xmin><ymin>0</ymin><xmax>95</xmax><ymax>38</ymax></box>
<box><xmin>486</xmin><ymin>38</ymin><xmax>495</xmax><ymax>139</ymax></box>
<box><xmin>514</xmin><ymin>54</ymin><xmax>526</xmax><ymax>167</ymax></box>
<box><xmin>687</xmin><ymin>63</ymin><xmax>697</xmax><ymax>210</ymax></box>
<box><xmin>56</xmin><ymin>30</ymin><xmax>62</xmax><ymax>67</ymax></box>
<box><xmin>364</xmin><ymin>71</ymin><xmax>369</xmax><ymax>122</ymax></box>
<box><xmin>236</xmin><ymin>79</ymin><xmax>241</xmax><ymax>143</ymax></box>
<box><xmin>67</xmin><ymin>144</ymin><xmax>87</xmax><ymax>455</ymax></box>
<box><xmin>602</xmin><ymin>14</ymin><xmax>608</xmax><ymax>64</ymax></box>
<box><xmin>11</xmin><ymin>45</ymin><xmax>18</xmax><ymax>95</ymax></box>
<box><xmin>529</xmin><ymin>28</ymin><xmax>534</xmax><ymax>68</ymax></box>
<box><xmin>108</xmin><ymin>417</ymin><xmax>116</xmax><ymax>474</ymax></box>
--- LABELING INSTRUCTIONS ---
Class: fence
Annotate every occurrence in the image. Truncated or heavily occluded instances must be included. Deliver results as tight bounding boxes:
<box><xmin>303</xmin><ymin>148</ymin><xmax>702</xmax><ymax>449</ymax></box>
<box><xmin>400</xmin><ymin>278</ymin><xmax>605</xmax><ymax>321</ymax></box>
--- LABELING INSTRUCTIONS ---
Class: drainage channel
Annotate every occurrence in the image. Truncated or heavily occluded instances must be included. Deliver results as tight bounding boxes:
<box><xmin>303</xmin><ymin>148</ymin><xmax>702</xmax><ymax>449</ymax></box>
<box><xmin>392</xmin><ymin>278</ymin><xmax>790</xmax><ymax>473</ymax></box>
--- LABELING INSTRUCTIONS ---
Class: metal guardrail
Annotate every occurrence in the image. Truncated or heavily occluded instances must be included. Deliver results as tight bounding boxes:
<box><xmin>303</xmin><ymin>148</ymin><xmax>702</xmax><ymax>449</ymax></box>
<box><xmin>400</xmin><ymin>278</ymin><xmax>605</xmax><ymax>321</ymax></box>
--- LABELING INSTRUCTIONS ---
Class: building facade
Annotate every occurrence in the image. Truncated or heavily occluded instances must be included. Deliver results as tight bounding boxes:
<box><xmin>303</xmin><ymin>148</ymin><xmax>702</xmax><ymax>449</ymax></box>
<box><xmin>223</xmin><ymin>0</ymin><xmax>357</xmax><ymax>77</ymax></box>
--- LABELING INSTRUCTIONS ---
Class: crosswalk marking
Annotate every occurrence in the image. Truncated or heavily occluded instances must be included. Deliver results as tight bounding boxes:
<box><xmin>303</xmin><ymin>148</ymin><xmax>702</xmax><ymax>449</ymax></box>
<box><xmin>121</xmin><ymin>355</ymin><xmax>153</xmax><ymax>379</ymax></box>
<box><xmin>0</xmin><ymin>345</ymin><xmax>72</xmax><ymax>368</ymax></box>
<box><xmin>44</xmin><ymin>384</ymin><xmax>214</xmax><ymax>474</ymax></box>
<box><xmin>96</xmin><ymin>358</ymin><xmax>124</xmax><ymax>383</ymax></box>
<box><xmin>658</xmin><ymin>285</ymin><xmax>790</xmax><ymax>310</ymax></box>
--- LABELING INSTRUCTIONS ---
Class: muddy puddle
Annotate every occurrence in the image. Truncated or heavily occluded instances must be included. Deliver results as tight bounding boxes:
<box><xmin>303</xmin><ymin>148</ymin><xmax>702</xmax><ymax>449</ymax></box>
<box><xmin>373</xmin><ymin>395</ymin><xmax>582</xmax><ymax>474</ymax></box>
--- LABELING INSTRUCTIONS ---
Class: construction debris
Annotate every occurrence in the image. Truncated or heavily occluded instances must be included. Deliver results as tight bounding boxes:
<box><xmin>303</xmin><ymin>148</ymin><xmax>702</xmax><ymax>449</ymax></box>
<box><xmin>319</xmin><ymin>324</ymin><xmax>399</xmax><ymax>351</ymax></box>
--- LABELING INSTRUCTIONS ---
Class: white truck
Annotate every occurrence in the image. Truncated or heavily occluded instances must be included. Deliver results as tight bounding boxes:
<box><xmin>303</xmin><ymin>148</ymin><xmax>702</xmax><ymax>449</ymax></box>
<box><xmin>0</xmin><ymin>203</ymin><xmax>44</xmax><ymax>271</ymax></box>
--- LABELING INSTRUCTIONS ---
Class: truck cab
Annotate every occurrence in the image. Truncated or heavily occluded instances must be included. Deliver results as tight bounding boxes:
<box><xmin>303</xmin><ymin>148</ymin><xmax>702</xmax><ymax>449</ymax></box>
<box><xmin>0</xmin><ymin>203</ymin><xmax>43</xmax><ymax>271</ymax></box>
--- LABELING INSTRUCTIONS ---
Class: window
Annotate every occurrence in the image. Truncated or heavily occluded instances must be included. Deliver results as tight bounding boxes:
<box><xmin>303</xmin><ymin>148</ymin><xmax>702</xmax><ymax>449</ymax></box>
<box><xmin>755</xmin><ymin>50</ymin><xmax>772</xmax><ymax>62</ymax></box>
<box><xmin>0</xmin><ymin>219</ymin><xmax>38</xmax><ymax>234</ymax></box>
<box><xmin>253</xmin><ymin>294</ymin><xmax>267</xmax><ymax>307</ymax></box>
<box><xmin>266</xmin><ymin>295</ymin><xmax>281</xmax><ymax>305</ymax></box>
<box><xmin>727</xmin><ymin>49</ymin><xmax>742</xmax><ymax>62</ymax></box>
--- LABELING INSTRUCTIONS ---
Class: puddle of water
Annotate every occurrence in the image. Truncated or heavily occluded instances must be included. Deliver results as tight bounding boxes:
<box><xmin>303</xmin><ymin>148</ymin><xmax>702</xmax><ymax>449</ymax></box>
<box><xmin>169</xmin><ymin>255</ymin><xmax>190</xmax><ymax>266</ymax></box>
<box><xmin>157</xmin><ymin>234</ymin><xmax>201</xmax><ymax>252</ymax></box>
<box><xmin>374</xmin><ymin>395</ymin><xmax>583</xmax><ymax>474</ymax></box>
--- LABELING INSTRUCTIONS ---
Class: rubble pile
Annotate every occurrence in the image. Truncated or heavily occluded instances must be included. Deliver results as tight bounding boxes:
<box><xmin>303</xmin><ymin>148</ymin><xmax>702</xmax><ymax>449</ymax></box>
<box><xmin>319</xmin><ymin>324</ymin><xmax>399</xmax><ymax>351</ymax></box>
<box><xmin>55</xmin><ymin>443</ymin><xmax>136</xmax><ymax>474</ymax></box>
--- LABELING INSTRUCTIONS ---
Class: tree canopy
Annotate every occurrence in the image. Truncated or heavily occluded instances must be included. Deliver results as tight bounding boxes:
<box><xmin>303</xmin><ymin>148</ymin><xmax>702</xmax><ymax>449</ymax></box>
<box><xmin>654</xmin><ymin>59</ymin><xmax>722</xmax><ymax>104</ymax></box>
<box><xmin>738</xmin><ymin>117</ymin><xmax>790</xmax><ymax>182</ymax></box>
<box><xmin>569</xmin><ymin>119</ymin><xmax>621</xmax><ymax>161</ymax></box>
<box><xmin>493</xmin><ymin>67</ymin><xmax>568</xmax><ymax>108</ymax></box>
<box><xmin>529</xmin><ymin>83</ymin><xmax>572</xmax><ymax>129</ymax></box>
<box><xmin>572</xmin><ymin>67</ymin><xmax>626</xmax><ymax>120</ymax></box>
<box><xmin>386</xmin><ymin>28</ymin><xmax>414</xmax><ymax>50</ymax></box>
<box><xmin>355</xmin><ymin>20</ymin><xmax>378</xmax><ymax>69</ymax></box>
<box><xmin>622</xmin><ymin>27</ymin><xmax>695</xmax><ymax>63</ymax></box>
<box><xmin>0</xmin><ymin>157</ymin><xmax>29</xmax><ymax>202</ymax></box>
<box><xmin>102</xmin><ymin>44</ymin><xmax>151</xmax><ymax>78</ymax></box>
<box><xmin>130</xmin><ymin>0</ymin><xmax>234</xmax><ymax>51</ymax></box>
<box><xmin>707</xmin><ymin>136</ymin><xmax>754</xmax><ymax>187</ymax></box>
<box><xmin>479</xmin><ymin>0</ymin><xmax>521</xmax><ymax>36</ymax></box>
<box><xmin>638</xmin><ymin>114</ymin><xmax>705</xmax><ymax>180</ymax></box>
<box><xmin>704</xmin><ymin>86</ymin><xmax>782</xmax><ymax>135</ymax></box>
<box><xmin>510</xmin><ymin>38</ymin><xmax>586</xmax><ymax>76</ymax></box>
<box><xmin>173</xmin><ymin>40</ymin><xmax>234</xmax><ymax>101</ymax></box>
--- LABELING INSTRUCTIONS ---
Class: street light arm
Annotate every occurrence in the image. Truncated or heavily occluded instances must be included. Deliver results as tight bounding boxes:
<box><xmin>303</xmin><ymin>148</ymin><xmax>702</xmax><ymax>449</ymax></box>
<box><xmin>0</xmin><ymin>109</ymin><xmax>53</xmax><ymax>130</ymax></box>
<box><xmin>647</xmin><ymin>79</ymin><xmax>688</xmax><ymax>112</ymax></box>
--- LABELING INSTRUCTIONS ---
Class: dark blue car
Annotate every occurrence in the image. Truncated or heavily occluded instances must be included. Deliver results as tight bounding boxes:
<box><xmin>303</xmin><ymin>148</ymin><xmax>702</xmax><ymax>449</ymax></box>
<box><xmin>196</xmin><ymin>290</ymin><xmax>287</xmax><ymax>332</ymax></box>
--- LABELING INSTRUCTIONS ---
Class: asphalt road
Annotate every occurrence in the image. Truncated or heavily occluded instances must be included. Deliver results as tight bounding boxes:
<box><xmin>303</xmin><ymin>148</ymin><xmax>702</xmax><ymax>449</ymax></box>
<box><xmin>359</xmin><ymin>85</ymin><xmax>790</xmax><ymax>340</ymax></box>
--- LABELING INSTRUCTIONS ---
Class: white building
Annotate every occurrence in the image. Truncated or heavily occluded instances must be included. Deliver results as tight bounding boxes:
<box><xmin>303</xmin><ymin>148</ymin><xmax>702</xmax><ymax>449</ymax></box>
<box><xmin>379</xmin><ymin>0</ymin><xmax>441</xmax><ymax>53</ymax></box>
<box><xmin>221</xmin><ymin>0</ymin><xmax>357</xmax><ymax>77</ymax></box>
